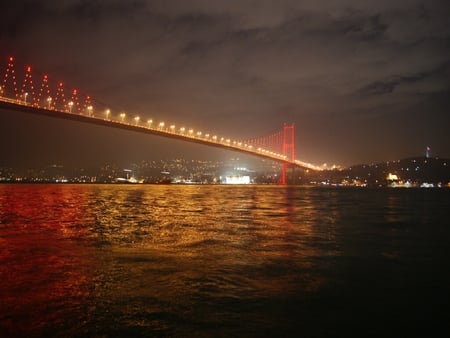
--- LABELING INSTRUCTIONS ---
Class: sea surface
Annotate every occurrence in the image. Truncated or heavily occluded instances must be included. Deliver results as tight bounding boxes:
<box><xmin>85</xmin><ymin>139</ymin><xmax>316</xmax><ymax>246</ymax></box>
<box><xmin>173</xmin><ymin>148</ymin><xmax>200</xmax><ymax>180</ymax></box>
<box><xmin>0</xmin><ymin>184</ymin><xmax>449</xmax><ymax>337</ymax></box>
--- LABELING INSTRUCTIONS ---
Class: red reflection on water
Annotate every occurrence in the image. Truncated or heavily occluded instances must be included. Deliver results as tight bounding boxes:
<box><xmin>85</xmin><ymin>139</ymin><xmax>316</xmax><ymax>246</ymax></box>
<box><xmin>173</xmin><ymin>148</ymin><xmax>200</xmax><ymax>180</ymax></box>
<box><xmin>0</xmin><ymin>185</ymin><xmax>94</xmax><ymax>336</ymax></box>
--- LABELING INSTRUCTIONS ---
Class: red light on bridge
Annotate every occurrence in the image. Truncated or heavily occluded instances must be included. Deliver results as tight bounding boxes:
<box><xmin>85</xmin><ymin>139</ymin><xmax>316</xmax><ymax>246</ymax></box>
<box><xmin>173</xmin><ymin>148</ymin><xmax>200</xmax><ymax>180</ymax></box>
<box><xmin>26</xmin><ymin>66</ymin><xmax>31</xmax><ymax>72</ymax></box>
<box><xmin>9</xmin><ymin>56</ymin><xmax>13</xmax><ymax>62</ymax></box>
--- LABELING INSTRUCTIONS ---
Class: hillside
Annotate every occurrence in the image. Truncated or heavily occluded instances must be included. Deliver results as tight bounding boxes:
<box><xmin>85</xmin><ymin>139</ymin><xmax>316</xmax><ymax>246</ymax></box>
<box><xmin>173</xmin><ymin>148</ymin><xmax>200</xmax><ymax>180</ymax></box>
<box><xmin>314</xmin><ymin>156</ymin><xmax>449</xmax><ymax>187</ymax></box>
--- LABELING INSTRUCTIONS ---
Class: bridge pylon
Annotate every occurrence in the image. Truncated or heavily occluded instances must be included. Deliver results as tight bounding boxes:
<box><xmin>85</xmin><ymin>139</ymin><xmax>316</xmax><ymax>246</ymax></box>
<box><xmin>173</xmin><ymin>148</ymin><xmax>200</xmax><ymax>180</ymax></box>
<box><xmin>281</xmin><ymin>123</ymin><xmax>295</xmax><ymax>185</ymax></box>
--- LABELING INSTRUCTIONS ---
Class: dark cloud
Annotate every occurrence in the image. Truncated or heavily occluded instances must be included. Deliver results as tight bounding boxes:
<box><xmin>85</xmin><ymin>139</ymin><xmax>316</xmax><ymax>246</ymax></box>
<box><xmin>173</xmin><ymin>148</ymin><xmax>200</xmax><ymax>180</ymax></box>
<box><xmin>1</xmin><ymin>0</ymin><xmax>449</xmax><ymax>167</ymax></box>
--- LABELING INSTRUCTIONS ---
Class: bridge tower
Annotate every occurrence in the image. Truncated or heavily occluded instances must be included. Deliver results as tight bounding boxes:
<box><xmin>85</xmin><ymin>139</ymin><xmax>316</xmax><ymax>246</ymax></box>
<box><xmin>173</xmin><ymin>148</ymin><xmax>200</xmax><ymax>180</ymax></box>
<box><xmin>281</xmin><ymin>123</ymin><xmax>295</xmax><ymax>185</ymax></box>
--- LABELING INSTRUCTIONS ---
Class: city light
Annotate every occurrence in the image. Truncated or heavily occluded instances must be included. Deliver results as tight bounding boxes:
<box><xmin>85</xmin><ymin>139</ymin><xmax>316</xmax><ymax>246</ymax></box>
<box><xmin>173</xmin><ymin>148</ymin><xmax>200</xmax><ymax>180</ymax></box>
<box><xmin>134</xmin><ymin>116</ymin><xmax>140</xmax><ymax>125</ymax></box>
<box><xmin>105</xmin><ymin>109</ymin><xmax>110</xmax><ymax>120</ymax></box>
<box><xmin>120</xmin><ymin>113</ymin><xmax>126</xmax><ymax>122</ymax></box>
<box><xmin>68</xmin><ymin>101</ymin><xmax>74</xmax><ymax>113</ymax></box>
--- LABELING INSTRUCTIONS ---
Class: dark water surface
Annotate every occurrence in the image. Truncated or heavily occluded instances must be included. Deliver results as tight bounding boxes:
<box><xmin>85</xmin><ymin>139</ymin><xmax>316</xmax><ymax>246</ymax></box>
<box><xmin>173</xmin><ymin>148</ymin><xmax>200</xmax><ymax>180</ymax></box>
<box><xmin>1</xmin><ymin>184</ymin><xmax>449</xmax><ymax>337</ymax></box>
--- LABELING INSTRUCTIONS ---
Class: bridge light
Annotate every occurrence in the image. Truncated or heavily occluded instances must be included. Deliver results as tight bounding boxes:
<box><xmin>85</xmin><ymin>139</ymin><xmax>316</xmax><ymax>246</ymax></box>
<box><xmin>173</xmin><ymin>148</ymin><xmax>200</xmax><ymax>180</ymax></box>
<box><xmin>159</xmin><ymin>122</ymin><xmax>165</xmax><ymax>129</ymax></box>
<box><xmin>68</xmin><ymin>101</ymin><xmax>74</xmax><ymax>113</ymax></box>
<box><xmin>87</xmin><ymin>105</ymin><xmax>93</xmax><ymax>116</ymax></box>
<box><xmin>226</xmin><ymin>139</ymin><xmax>230</xmax><ymax>143</ymax></box>
<box><xmin>23</xmin><ymin>92</ymin><xmax>28</xmax><ymax>104</ymax></box>
<box><xmin>188</xmin><ymin>129</ymin><xmax>194</xmax><ymax>135</ymax></box>
<box><xmin>46</xmin><ymin>97</ymin><xmax>52</xmax><ymax>109</ymax></box>
<box><xmin>105</xmin><ymin>109</ymin><xmax>110</xmax><ymax>120</ymax></box>
<box><xmin>220</xmin><ymin>137</ymin><xmax>224</xmax><ymax>142</ymax></box>
<box><xmin>134</xmin><ymin>116</ymin><xmax>140</xmax><ymax>125</ymax></box>
<box><xmin>238</xmin><ymin>142</ymin><xmax>242</xmax><ymax>147</ymax></box>
<box><xmin>212</xmin><ymin>135</ymin><xmax>217</xmax><ymax>140</ymax></box>
<box><xmin>205</xmin><ymin>134</ymin><xmax>210</xmax><ymax>138</ymax></box>
<box><xmin>120</xmin><ymin>113</ymin><xmax>126</xmax><ymax>122</ymax></box>
<box><xmin>147</xmin><ymin>119</ymin><xmax>153</xmax><ymax>127</ymax></box>
<box><xmin>196</xmin><ymin>131</ymin><xmax>202</xmax><ymax>137</ymax></box>
<box><xmin>170</xmin><ymin>125</ymin><xmax>175</xmax><ymax>132</ymax></box>
<box><xmin>179</xmin><ymin>127</ymin><xmax>185</xmax><ymax>133</ymax></box>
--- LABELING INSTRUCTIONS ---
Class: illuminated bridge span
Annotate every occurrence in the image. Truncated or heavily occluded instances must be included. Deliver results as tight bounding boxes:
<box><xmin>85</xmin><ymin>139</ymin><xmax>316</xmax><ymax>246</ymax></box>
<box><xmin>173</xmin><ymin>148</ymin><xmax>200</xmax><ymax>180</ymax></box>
<box><xmin>0</xmin><ymin>56</ymin><xmax>321</xmax><ymax>183</ymax></box>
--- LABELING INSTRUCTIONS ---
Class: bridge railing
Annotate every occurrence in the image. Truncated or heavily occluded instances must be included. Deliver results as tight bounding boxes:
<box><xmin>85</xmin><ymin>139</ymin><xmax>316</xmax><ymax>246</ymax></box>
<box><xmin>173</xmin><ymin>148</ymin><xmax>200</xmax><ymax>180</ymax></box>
<box><xmin>0</xmin><ymin>93</ymin><xmax>292</xmax><ymax>163</ymax></box>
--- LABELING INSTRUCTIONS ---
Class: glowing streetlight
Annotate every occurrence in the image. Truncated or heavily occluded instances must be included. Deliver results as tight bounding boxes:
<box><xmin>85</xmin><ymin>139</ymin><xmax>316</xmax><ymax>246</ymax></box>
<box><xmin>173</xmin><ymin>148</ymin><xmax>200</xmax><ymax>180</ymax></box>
<box><xmin>68</xmin><ymin>101</ymin><xmax>74</xmax><ymax>113</ymax></box>
<box><xmin>147</xmin><ymin>119</ymin><xmax>153</xmax><ymax>128</ymax></box>
<box><xmin>196</xmin><ymin>131</ymin><xmax>202</xmax><ymax>137</ymax></box>
<box><xmin>120</xmin><ymin>113</ymin><xmax>126</xmax><ymax>122</ymax></box>
<box><xmin>170</xmin><ymin>125</ymin><xmax>175</xmax><ymax>132</ymax></box>
<box><xmin>134</xmin><ymin>116</ymin><xmax>140</xmax><ymax>125</ymax></box>
<box><xmin>188</xmin><ymin>129</ymin><xmax>194</xmax><ymax>135</ymax></box>
<box><xmin>105</xmin><ymin>109</ymin><xmax>110</xmax><ymax>120</ymax></box>
<box><xmin>158</xmin><ymin>122</ymin><xmax>165</xmax><ymax>129</ymax></box>
<box><xmin>24</xmin><ymin>92</ymin><xmax>28</xmax><ymax>104</ymax></box>
<box><xmin>46</xmin><ymin>97</ymin><xmax>52</xmax><ymax>109</ymax></box>
<box><xmin>179</xmin><ymin>127</ymin><xmax>185</xmax><ymax>133</ymax></box>
<box><xmin>87</xmin><ymin>105</ymin><xmax>93</xmax><ymax>116</ymax></box>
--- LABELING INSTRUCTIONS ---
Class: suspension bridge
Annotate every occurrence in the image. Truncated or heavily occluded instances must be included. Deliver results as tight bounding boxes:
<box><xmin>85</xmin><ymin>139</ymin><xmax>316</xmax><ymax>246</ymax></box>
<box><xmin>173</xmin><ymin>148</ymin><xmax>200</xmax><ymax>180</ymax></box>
<box><xmin>0</xmin><ymin>56</ymin><xmax>321</xmax><ymax>184</ymax></box>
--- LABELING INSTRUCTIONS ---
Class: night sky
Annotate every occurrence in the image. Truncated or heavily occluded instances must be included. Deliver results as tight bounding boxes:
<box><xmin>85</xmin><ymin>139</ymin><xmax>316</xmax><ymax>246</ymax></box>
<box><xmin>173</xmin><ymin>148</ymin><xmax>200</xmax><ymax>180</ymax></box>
<box><xmin>1</xmin><ymin>0</ymin><xmax>449</xmax><ymax>168</ymax></box>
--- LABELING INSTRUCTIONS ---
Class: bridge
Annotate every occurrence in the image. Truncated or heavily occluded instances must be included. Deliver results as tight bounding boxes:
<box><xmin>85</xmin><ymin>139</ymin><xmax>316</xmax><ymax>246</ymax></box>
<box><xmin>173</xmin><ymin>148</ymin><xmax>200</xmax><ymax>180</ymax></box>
<box><xmin>0</xmin><ymin>56</ymin><xmax>321</xmax><ymax>184</ymax></box>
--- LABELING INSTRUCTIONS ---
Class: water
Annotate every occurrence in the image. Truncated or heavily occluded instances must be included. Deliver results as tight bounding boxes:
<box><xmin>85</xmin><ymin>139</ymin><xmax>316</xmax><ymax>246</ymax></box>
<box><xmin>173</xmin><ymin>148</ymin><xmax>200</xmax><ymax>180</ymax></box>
<box><xmin>0</xmin><ymin>184</ymin><xmax>449</xmax><ymax>337</ymax></box>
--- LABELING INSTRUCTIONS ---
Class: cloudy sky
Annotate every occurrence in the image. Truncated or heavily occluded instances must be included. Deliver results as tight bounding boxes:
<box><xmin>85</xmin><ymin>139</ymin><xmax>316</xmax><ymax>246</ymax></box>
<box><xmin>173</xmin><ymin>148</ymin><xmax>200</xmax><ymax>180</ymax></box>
<box><xmin>1</xmin><ymin>0</ymin><xmax>449</xmax><ymax>168</ymax></box>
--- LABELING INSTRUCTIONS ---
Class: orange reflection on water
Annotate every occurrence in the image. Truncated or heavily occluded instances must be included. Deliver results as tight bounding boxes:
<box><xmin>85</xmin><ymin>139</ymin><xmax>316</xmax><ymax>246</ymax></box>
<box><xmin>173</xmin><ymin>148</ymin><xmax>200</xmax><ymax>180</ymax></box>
<box><xmin>94</xmin><ymin>185</ymin><xmax>337</xmax><ymax>300</ymax></box>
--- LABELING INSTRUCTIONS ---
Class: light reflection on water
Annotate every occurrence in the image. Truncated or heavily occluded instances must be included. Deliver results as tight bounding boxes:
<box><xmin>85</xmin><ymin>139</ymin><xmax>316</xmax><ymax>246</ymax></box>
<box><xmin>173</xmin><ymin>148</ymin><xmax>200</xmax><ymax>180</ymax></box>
<box><xmin>0</xmin><ymin>185</ymin><xmax>449</xmax><ymax>337</ymax></box>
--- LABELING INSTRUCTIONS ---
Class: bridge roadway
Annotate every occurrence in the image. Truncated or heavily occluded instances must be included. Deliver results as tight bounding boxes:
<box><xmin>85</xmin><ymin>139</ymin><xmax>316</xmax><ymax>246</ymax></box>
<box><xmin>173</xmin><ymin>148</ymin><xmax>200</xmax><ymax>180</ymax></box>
<box><xmin>0</xmin><ymin>98</ymin><xmax>319</xmax><ymax>171</ymax></box>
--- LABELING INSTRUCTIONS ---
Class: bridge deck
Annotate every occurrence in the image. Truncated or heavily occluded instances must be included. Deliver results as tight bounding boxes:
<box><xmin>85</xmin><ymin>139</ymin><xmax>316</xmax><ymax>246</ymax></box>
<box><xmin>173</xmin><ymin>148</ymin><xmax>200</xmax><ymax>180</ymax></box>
<box><xmin>0</xmin><ymin>98</ymin><xmax>320</xmax><ymax>169</ymax></box>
